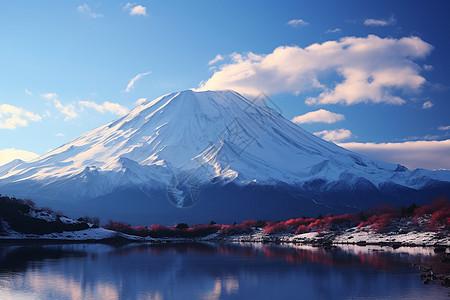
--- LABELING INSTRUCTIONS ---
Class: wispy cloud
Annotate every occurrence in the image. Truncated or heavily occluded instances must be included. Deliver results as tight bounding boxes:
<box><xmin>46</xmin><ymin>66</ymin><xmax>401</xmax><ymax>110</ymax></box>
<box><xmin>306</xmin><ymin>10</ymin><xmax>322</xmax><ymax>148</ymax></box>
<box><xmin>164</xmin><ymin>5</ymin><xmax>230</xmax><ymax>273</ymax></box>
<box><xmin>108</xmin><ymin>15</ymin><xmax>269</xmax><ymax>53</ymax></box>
<box><xmin>364</xmin><ymin>15</ymin><xmax>396</xmax><ymax>26</ymax></box>
<box><xmin>54</xmin><ymin>100</ymin><xmax>78</xmax><ymax>120</ymax></box>
<box><xmin>292</xmin><ymin>109</ymin><xmax>345</xmax><ymax>124</ymax></box>
<box><xmin>423</xmin><ymin>64</ymin><xmax>433</xmax><ymax>71</ymax></box>
<box><xmin>79</xmin><ymin>101</ymin><xmax>129</xmax><ymax>116</ymax></box>
<box><xmin>0</xmin><ymin>104</ymin><xmax>41</xmax><ymax>130</ymax></box>
<box><xmin>208</xmin><ymin>54</ymin><xmax>224</xmax><ymax>65</ymax></box>
<box><xmin>55</xmin><ymin>133</ymin><xmax>65</xmax><ymax>137</ymax></box>
<box><xmin>339</xmin><ymin>139</ymin><xmax>450</xmax><ymax>170</ymax></box>
<box><xmin>287</xmin><ymin>19</ymin><xmax>308</xmax><ymax>27</ymax></box>
<box><xmin>198</xmin><ymin>35</ymin><xmax>432</xmax><ymax>105</ymax></box>
<box><xmin>126</xmin><ymin>71</ymin><xmax>151</xmax><ymax>92</ymax></box>
<box><xmin>0</xmin><ymin>148</ymin><xmax>39</xmax><ymax>166</ymax></box>
<box><xmin>41</xmin><ymin>93</ymin><xmax>78</xmax><ymax>120</ymax></box>
<box><xmin>326</xmin><ymin>28</ymin><xmax>341</xmax><ymax>33</ymax></box>
<box><xmin>438</xmin><ymin>125</ymin><xmax>450</xmax><ymax>131</ymax></box>
<box><xmin>25</xmin><ymin>89</ymin><xmax>32</xmax><ymax>95</ymax></box>
<box><xmin>314</xmin><ymin>129</ymin><xmax>352</xmax><ymax>142</ymax></box>
<box><xmin>78</xmin><ymin>4</ymin><xmax>104</xmax><ymax>18</ymax></box>
<box><xmin>124</xmin><ymin>3</ymin><xmax>147</xmax><ymax>16</ymax></box>
<box><xmin>41</xmin><ymin>92</ymin><xmax>58</xmax><ymax>100</ymax></box>
<box><xmin>423</xmin><ymin>101</ymin><xmax>433</xmax><ymax>109</ymax></box>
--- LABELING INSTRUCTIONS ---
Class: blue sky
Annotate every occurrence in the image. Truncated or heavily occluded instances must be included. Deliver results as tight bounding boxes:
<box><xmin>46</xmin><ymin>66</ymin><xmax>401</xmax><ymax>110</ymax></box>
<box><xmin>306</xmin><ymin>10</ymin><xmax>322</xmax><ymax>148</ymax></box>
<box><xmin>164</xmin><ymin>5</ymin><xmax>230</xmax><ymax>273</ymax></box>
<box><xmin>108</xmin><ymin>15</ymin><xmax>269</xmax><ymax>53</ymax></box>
<box><xmin>0</xmin><ymin>0</ymin><xmax>449</xmax><ymax>169</ymax></box>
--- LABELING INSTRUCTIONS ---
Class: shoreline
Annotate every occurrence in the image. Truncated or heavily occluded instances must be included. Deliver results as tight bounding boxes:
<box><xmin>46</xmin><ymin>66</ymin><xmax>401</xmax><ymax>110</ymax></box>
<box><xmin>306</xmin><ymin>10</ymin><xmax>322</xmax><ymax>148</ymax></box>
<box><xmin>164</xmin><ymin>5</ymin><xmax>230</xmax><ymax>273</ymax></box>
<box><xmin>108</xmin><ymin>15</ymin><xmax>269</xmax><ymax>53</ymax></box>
<box><xmin>1</xmin><ymin>228</ymin><xmax>449</xmax><ymax>249</ymax></box>
<box><xmin>206</xmin><ymin>230</ymin><xmax>450</xmax><ymax>248</ymax></box>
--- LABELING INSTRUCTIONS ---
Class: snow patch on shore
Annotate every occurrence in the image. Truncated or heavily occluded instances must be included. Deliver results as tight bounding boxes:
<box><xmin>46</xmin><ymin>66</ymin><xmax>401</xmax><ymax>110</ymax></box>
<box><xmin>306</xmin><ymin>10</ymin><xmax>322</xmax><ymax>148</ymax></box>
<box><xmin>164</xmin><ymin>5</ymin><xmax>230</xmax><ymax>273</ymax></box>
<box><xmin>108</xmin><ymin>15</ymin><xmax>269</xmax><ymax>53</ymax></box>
<box><xmin>211</xmin><ymin>226</ymin><xmax>450</xmax><ymax>247</ymax></box>
<box><xmin>0</xmin><ymin>227</ymin><xmax>147</xmax><ymax>241</ymax></box>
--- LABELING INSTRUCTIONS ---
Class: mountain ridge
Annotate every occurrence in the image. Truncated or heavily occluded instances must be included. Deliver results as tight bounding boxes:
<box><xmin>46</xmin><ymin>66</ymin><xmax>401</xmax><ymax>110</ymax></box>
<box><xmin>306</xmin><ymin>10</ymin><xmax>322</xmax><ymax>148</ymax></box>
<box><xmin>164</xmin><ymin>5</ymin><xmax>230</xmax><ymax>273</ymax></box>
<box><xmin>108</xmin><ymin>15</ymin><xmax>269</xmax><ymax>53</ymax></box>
<box><xmin>0</xmin><ymin>90</ymin><xmax>448</xmax><ymax>224</ymax></box>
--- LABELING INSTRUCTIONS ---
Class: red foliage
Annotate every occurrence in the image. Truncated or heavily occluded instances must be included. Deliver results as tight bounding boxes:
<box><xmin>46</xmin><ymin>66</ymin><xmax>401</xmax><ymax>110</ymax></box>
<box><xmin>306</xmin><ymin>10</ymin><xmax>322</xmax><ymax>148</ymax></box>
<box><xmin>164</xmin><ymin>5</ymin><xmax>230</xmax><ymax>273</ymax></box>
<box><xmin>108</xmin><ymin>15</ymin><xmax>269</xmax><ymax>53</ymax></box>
<box><xmin>411</xmin><ymin>196</ymin><xmax>450</xmax><ymax>230</ymax></box>
<box><xmin>320</xmin><ymin>213</ymin><xmax>360</xmax><ymax>231</ymax></box>
<box><xmin>220</xmin><ymin>220</ymin><xmax>257</xmax><ymax>234</ymax></box>
<box><xmin>105</xmin><ymin>198</ymin><xmax>450</xmax><ymax>238</ymax></box>
<box><xmin>295</xmin><ymin>225</ymin><xmax>308</xmax><ymax>234</ymax></box>
<box><xmin>414</xmin><ymin>196</ymin><xmax>449</xmax><ymax>218</ymax></box>
<box><xmin>264</xmin><ymin>214</ymin><xmax>360</xmax><ymax>235</ymax></box>
<box><xmin>264</xmin><ymin>218</ymin><xmax>315</xmax><ymax>234</ymax></box>
<box><xmin>357</xmin><ymin>213</ymin><xmax>399</xmax><ymax>233</ymax></box>
<box><xmin>263</xmin><ymin>222</ymin><xmax>287</xmax><ymax>234</ymax></box>
<box><xmin>105</xmin><ymin>221</ymin><xmax>147</xmax><ymax>236</ymax></box>
<box><xmin>302</xmin><ymin>213</ymin><xmax>360</xmax><ymax>233</ymax></box>
<box><xmin>428</xmin><ymin>207</ymin><xmax>450</xmax><ymax>230</ymax></box>
<box><xmin>353</xmin><ymin>197</ymin><xmax>450</xmax><ymax>233</ymax></box>
<box><xmin>306</xmin><ymin>218</ymin><xmax>331</xmax><ymax>233</ymax></box>
<box><xmin>149</xmin><ymin>224</ymin><xmax>174</xmax><ymax>237</ymax></box>
<box><xmin>185</xmin><ymin>224</ymin><xmax>221</xmax><ymax>237</ymax></box>
<box><xmin>136</xmin><ymin>225</ymin><xmax>150</xmax><ymax>234</ymax></box>
<box><xmin>241</xmin><ymin>220</ymin><xmax>258</xmax><ymax>228</ymax></box>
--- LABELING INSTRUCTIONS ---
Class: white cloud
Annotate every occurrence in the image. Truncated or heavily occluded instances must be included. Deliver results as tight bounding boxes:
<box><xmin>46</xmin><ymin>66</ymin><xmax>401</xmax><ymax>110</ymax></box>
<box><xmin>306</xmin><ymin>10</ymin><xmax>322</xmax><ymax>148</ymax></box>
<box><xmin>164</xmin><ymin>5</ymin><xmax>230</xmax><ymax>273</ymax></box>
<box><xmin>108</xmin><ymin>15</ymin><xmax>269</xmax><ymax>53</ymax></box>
<box><xmin>124</xmin><ymin>3</ymin><xmax>133</xmax><ymax>10</ymax></box>
<box><xmin>79</xmin><ymin>101</ymin><xmax>129</xmax><ymax>116</ymax></box>
<box><xmin>55</xmin><ymin>133</ymin><xmax>65</xmax><ymax>137</ymax></box>
<box><xmin>131</xmin><ymin>5</ymin><xmax>147</xmax><ymax>16</ymax></box>
<box><xmin>438</xmin><ymin>125</ymin><xmax>450</xmax><ymax>131</ymax></box>
<box><xmin>54</xmin><ymin>99</ymin><xmax>78</xmax><ymax>120</ymax></box>
<box><xmin>25</xmin><ymin>89</ymin><xmax>32</xmax><ymax>95</ymax></box>
<box><xmin>292</xmin><ymin>109</ymin><xmax>345</xmax><ymax>124</ymax></box>
<box><xmin>287</xmin><ymin>19</ymin><xmax>308</xmax><ymax>27</ymax></box>
<box><xmin>126</xmin><ymin>71</ymin><xmax>151</xmax><ymax>92</ymax></box>
<box><xmin>364</xmin><ymin>15</ymin><xmax>396</xmax><ymax>26</ymax></box>
<box><xmin>135</xmin><ymin>98</ymin><xmax>147</xmax><ymax>105</ymax></box>
<box><xmin>42</xmin><ymin>93</ymin><xmax>128</xmax><ymax>119</ymax></box>
<box><xmin>0</xmin><ymin>104</ymin><xmax>41</xmax><ymax>130</ymax></box>
<box><xmin>326</xmin><ymin>28</ymin><xmax>341</xmax><ymax>33</ymax></box>
<box><xmin>124</xmin><ymin>3</ymin><xmax>147</xmax><ymax>16</ymax></box>
<box><xmin>78</xmin><ymin>4</ymin><xmax>104</xmax><ymax>18</ymax></box>
<box><xmin>41</xmin><ymin>92</ymin><xmax>58</xmax><ymax>100</ymax></box>
<box><xmin>208</xmin><ymin>54</ymin><xmax>224</xmax><ymax>65</ymax></box>
<box><xmin>339</xmin><ymin>139</ymin><xmax>450</xmax><ymax>170</ymax></box>
<box><xmin>423</xmin><ymin>64</ymin><xmax>433</xmax><ymax>71</ymax></box>
<box><xmin>0</xmin><ymin>148</ymin><xmax>39</xmax><ymax>166</ymax></box>
<box><xmin>423</xmin><ymin>101</ymin><xmax>433</xmax><ymax>109</ymax></box>
<box><xmin>42</xmin><ymin>93</ymin><xmax>78</xmax><ymax>120</ymax></box>
<box><xmin>198</xmin><ymin>35</ymin><xmax>432</xmax><ymax>105</ymax></box>
<box><xmin>314</xmin><ymin>129</ymin><xmax>352</xmax><ymax>142</ymax></box>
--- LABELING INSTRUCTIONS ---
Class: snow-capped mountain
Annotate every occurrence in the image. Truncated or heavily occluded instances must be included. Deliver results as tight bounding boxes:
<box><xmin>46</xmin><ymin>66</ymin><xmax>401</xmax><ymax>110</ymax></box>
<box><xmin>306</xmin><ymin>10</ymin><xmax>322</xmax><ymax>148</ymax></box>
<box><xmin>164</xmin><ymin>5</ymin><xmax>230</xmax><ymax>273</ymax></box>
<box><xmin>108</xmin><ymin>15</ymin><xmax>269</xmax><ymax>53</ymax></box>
<box><xmin>0</xmin><ymin>90</ymin><xmax>449</xmax><ymax>224</ymax></box>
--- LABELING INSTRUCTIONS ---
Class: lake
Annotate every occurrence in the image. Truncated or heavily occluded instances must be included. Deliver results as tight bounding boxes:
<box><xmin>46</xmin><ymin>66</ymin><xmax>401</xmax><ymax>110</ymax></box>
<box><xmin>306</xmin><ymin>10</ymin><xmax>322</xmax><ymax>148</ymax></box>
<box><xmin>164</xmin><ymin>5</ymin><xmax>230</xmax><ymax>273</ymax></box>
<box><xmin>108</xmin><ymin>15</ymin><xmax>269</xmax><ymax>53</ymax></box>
<box><xmin>0</xmin><ymin>242</ymin><xmax>447</xmax><ymax>299</ymax></box>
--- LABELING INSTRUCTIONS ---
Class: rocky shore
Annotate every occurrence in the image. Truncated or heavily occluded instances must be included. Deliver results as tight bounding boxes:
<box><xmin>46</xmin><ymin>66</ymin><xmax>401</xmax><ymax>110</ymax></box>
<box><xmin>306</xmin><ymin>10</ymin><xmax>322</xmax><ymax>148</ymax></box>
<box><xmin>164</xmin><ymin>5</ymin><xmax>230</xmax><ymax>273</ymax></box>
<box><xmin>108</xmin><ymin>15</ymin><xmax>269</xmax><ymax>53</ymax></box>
<box><xmin>205</xmin><ymin>227</ymin><xmax>450</xmax><ymax>247</ymax></box>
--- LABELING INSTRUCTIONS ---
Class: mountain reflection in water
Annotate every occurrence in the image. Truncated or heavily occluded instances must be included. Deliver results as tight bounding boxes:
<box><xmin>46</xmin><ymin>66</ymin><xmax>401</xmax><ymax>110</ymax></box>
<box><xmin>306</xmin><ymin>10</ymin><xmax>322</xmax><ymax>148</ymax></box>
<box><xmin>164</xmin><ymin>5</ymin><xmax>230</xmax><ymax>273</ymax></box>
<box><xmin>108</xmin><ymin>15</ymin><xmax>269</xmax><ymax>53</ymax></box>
<box><xmin>0</xmin><ymin>243</ymin><xmax>447</xmax><ymax>300</ymax></box>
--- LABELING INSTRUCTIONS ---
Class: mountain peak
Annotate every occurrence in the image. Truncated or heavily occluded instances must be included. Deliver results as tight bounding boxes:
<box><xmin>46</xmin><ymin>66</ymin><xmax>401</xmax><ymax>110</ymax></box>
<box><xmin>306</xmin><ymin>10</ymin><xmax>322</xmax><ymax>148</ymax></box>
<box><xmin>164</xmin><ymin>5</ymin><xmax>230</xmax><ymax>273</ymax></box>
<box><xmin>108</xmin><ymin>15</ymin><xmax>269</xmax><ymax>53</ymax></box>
<box><xmin>0</xmin><ymin>90</ymin><xmax>448</xmax><ymax>224</ymax></box>
<box><xmin>2</xmin><ymin>89</ymin><xmax>448</xmax><ymax>187</ymax></box>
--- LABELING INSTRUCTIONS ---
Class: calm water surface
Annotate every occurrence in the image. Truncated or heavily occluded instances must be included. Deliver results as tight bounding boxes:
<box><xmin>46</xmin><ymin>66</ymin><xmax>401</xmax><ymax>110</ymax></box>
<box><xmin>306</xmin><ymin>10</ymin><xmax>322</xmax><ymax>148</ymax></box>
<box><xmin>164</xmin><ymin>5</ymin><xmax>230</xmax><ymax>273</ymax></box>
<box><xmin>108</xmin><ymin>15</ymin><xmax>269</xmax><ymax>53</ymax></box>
<box><xmin>0</xmin><ymin>242</ymin><xmax>448</xmax><ymax>299</ymax></box>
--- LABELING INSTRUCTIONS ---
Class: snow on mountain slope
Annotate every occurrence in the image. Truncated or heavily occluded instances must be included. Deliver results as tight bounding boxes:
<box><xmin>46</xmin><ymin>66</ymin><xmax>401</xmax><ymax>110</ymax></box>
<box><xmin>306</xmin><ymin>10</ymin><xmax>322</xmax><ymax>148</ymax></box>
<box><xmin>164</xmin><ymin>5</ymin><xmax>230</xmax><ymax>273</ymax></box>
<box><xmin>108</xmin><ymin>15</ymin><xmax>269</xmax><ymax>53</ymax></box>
<box><xmin>0</xmin><ymin>90</ymin><xmax>449</xmax><ymax>208</ymax></box>
<box><xmin>0</xmin><ymin>159</ymin><xmax>24</xmax><ymax>177</ymax></box>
